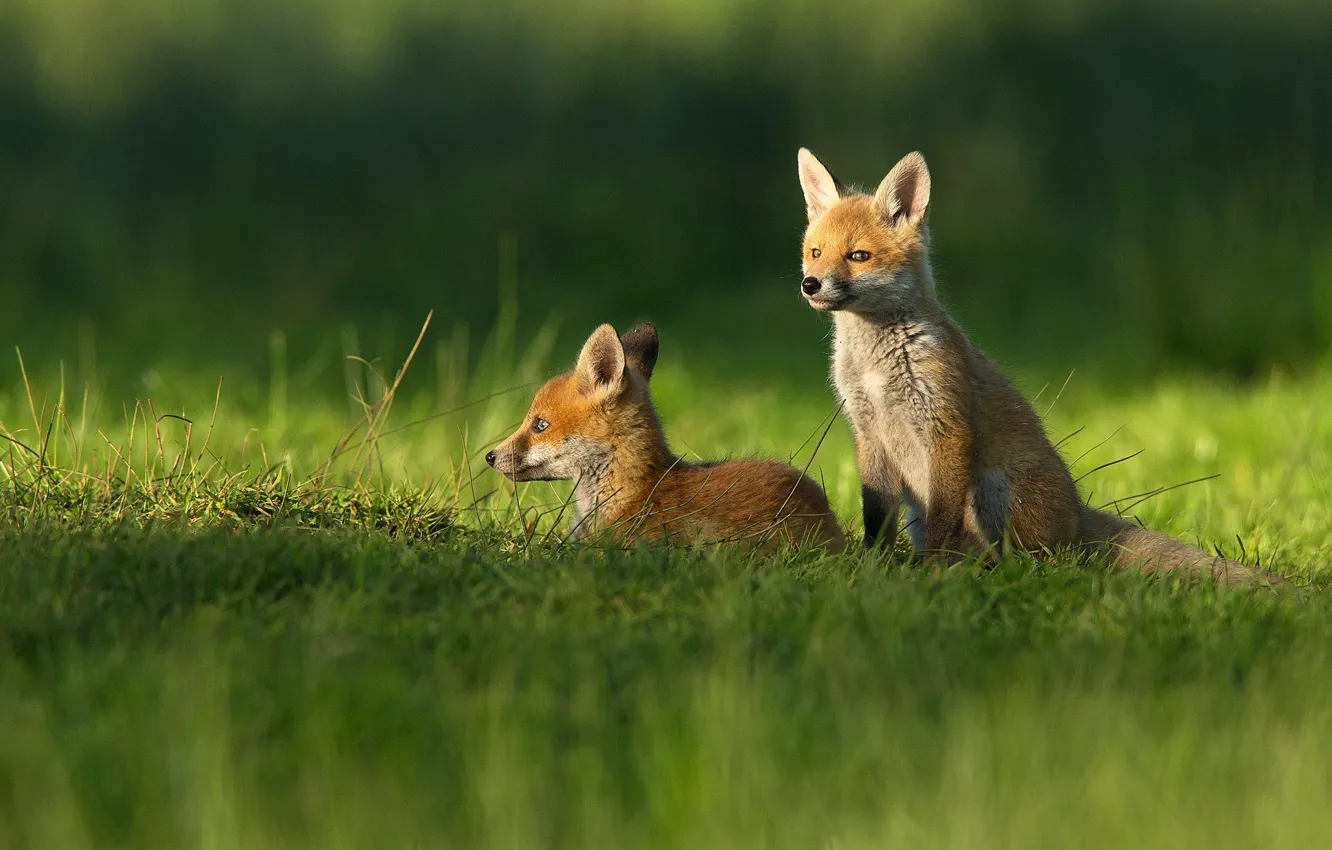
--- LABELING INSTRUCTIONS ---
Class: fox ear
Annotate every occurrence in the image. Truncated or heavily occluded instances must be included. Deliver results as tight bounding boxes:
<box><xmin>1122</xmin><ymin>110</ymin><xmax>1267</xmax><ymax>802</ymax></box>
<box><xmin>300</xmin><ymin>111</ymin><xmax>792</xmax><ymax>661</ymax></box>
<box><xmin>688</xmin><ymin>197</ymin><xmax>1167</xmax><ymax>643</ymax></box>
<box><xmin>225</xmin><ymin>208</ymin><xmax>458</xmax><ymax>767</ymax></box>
<box><xmin>874</xmin><ymin>151</ymin><xmax>930</xmax><ymax>228</ymax></box>
<box><xmin>575</xmin><ymin>324</ymin><xmax>626</xmax><ymax>397</ymax></box>
<box><xmin>798</xmin><ymin>148</ymin><xmax>846</xmax><ymax>222</ymax></box>
<box><xmin>620</xmin><ymin>323</ymin><xmax>659</xmax><ymax>380</ymax></box>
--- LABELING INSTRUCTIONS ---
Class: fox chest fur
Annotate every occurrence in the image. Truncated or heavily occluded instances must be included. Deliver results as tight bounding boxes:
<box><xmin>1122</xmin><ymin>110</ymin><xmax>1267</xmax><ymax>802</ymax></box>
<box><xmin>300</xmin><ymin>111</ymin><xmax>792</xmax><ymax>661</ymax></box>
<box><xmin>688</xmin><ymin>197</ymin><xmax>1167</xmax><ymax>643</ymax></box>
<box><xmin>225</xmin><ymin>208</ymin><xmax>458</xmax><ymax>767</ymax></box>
<box><xmin>832</xmin><ymin>313</ymin><xmax>943</xmax><ymax>505</ymax></box>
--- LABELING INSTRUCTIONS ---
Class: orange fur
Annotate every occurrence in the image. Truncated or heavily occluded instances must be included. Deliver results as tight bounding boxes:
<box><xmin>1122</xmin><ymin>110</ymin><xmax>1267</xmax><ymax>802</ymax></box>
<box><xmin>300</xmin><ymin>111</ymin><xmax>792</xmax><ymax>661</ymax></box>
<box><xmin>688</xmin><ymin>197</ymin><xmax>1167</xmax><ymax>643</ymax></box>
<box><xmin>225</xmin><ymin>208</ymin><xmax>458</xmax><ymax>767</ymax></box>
<box><xmin>487</xmin><ymin>323</ymin><xmax>845</xmax><ymax>552</ymax></box>
<box><xmin>796</xmin><ymin>147</ymin><xmax>1284</xmax><ymax>586</ymax></box>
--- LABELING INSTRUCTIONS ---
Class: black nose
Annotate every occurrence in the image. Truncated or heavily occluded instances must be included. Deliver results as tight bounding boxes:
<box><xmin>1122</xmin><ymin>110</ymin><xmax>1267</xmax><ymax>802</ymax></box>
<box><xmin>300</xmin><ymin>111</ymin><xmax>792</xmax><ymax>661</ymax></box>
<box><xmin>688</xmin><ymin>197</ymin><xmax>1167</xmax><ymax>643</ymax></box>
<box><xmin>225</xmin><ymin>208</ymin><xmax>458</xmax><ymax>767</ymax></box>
<box><xmin>485</xmin><ymin>450</ymin><xmax>497</xmax><ymax>467</ymax></box>
<box><xmin>801</xmin><ymin>276</ymin><xmax>822</xmax><ymax>295</ymax></box>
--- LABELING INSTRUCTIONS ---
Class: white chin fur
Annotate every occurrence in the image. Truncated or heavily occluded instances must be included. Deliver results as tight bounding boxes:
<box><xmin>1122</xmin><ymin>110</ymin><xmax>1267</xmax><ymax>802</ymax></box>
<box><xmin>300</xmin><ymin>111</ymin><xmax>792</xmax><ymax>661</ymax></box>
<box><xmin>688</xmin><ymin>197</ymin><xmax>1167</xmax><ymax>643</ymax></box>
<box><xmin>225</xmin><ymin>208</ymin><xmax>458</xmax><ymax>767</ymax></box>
<box><xmin>804</xmin><ymin>294</ymin><xmax>845</xmax><ymax>312</ymax></box>
<box><xmin>508</xmin><ymin>465</ymin><xmax>553</xmax><ymax>482</ymax></box>
<box><xmin>510</xmin><ymin>442</ymin><xmax>563</xmax><ymax>481</ymax></box>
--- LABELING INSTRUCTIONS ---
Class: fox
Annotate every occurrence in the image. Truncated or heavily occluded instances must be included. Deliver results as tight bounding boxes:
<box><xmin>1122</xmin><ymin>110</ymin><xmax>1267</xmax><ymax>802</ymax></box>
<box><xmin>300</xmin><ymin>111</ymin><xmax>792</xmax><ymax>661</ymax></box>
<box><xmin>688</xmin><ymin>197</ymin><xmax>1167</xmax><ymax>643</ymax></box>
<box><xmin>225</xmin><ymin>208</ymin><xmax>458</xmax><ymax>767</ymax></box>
<box><xmin>795</xmin><ymin>146</ymin><xmax>1284</xmax><ymax>585</ymax></box>
<box><xmin>485</xmin><ymin>322</ymin><xmax>846</xmax><ymax>552</ymax></box>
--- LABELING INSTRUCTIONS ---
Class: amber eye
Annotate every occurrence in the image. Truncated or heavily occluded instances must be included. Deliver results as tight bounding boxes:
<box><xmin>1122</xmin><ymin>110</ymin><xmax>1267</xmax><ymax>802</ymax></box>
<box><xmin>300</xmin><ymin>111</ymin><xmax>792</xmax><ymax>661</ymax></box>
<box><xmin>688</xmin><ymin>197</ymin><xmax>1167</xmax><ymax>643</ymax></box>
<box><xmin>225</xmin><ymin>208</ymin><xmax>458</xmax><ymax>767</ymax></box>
<box><xmin>810</xmin><ymin>248</ymin><xmax>821</xmax><ymax>259</ymax></box>
<box><xmin>847</xmin><ymin>250</ymin><xmax>871</xmax><ymax>262</ymax></box>
<box><xmin>533</xmin><ymin>418</ymin><xmax>549</xmax><ymax>433</ymax></box>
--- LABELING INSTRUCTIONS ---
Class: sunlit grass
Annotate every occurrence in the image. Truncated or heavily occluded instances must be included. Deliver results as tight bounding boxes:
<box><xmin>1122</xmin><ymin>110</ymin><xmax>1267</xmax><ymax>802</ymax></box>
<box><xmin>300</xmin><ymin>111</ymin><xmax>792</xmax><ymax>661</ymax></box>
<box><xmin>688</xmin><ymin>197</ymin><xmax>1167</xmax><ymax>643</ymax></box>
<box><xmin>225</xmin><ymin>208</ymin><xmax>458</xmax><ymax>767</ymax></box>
<box><xmin>3</xmin><ymin>316</ymin><xmax>1329</xmax><ymax>569</ymax></box>
<box><xmin>1</xmin><ymin>320</ymin><xmax>1329</xmax><ymax>847</ymax></box>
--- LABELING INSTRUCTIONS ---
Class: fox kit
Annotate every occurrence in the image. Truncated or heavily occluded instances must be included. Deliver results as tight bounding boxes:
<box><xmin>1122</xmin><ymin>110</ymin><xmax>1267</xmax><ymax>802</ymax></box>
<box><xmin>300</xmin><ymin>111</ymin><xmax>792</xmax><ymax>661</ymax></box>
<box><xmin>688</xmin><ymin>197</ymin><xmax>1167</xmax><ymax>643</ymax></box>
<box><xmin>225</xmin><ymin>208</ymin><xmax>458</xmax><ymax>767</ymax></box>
<box><xmin>796</xmin><ymin>147</ymin><xmax>1282</xmax><ymax>584</ymax></box>
<box><xmin>486</xmin><ymin>323</ymin><xmax>845</xmax><ymax>551</ymax></box>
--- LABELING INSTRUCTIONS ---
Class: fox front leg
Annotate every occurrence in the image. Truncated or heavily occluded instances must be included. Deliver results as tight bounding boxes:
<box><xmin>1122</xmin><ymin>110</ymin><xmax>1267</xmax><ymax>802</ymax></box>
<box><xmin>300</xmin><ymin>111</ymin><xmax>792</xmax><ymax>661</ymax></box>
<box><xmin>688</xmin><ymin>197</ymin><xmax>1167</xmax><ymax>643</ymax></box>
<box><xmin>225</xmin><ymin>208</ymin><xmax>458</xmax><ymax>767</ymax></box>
<box><xmin>862</xmin><ymin>485</ymin><xmax>902</xmax><ymax>548</ymax></box>
<box><xmin>858</xmin><ymin>443</ymin><xmax>902</xmax><ymax>549</ymax></box>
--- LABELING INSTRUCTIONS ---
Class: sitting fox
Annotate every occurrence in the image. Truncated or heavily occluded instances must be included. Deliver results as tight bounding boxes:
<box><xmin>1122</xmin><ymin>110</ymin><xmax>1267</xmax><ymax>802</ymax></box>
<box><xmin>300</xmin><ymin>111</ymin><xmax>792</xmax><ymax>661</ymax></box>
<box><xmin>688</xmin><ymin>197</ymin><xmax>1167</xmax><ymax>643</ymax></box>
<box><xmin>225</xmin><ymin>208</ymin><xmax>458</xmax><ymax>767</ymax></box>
<box><xmin>796</xmin><ymin>146</ymin><xmax>1283</xmax><ymax>585</ymax></box>
<box><xmin>486</xmin><ymin>323</ymin><xmax>845</xmax><ymax>551</ymax></box>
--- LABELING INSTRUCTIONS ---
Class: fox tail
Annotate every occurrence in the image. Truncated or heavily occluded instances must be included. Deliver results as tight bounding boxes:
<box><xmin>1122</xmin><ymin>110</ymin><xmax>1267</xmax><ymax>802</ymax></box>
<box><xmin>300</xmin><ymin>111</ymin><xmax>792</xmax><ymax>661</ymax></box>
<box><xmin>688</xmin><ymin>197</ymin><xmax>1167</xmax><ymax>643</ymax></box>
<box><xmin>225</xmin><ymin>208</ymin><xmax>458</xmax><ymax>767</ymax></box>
<box><xmin>1077</xmin><ymin>505</ymin><xmax>1287</xmax><ymax>588</ymax></box>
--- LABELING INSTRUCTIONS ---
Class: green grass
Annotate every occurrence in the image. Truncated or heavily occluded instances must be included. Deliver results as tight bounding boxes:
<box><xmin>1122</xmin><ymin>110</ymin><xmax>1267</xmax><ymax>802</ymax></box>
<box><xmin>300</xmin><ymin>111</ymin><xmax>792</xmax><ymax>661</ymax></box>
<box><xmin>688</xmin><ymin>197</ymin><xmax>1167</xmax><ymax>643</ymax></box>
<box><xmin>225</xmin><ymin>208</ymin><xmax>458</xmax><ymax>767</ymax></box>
<box><xmin>3</xmin><ymin>0</ymin><xmax>1329</xmax><ymax>842</ymax></box>
<box><xmin>1</xmin><ymin>320</ymin><xmax>1330</xmax><ymax>848</ymax></box>
<box><xmin>3</xmin><ymin>528</ymin><xmax>1332</xmax><ymax>849</ymax></box>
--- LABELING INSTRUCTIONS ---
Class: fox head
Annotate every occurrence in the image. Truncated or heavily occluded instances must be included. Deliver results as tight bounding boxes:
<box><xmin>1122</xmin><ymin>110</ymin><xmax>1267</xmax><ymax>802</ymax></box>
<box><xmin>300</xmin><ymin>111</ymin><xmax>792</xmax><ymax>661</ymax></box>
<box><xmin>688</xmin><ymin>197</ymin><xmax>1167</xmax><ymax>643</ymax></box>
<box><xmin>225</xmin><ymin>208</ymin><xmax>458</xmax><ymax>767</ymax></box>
<box><xmin>485</xmin><ymin>323</ymin><xmax>661</xmax><ymax>482</ymax></box>
<box><xmin>796</xmin><ymin>148</ymin><xmax>933</xmax><ymax>315</ymax></box>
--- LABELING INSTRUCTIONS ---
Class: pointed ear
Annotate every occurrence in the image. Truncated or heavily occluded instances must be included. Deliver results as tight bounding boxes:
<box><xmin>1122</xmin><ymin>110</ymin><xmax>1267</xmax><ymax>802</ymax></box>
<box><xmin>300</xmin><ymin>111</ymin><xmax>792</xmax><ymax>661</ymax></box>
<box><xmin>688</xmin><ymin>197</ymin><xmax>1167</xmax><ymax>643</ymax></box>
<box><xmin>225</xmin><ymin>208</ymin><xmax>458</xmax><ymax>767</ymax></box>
<box><xmin>873</xmin><ymin>151</ymin><xmax>931</xmax><ymax>227</ymax></box>
<box><xmin>575</xmin><ymin>324</ymin><xmax>626</xmax><ymax>397</ymax></box>
<box><xmin>620</xmin><ymin>323</ymin><xmax>659</xmax><ymax>380</ymax></box>
<box><xmin>798</xmin><ymin>147</ymin><xmax>846</xmax><ymax>222</ymax></box>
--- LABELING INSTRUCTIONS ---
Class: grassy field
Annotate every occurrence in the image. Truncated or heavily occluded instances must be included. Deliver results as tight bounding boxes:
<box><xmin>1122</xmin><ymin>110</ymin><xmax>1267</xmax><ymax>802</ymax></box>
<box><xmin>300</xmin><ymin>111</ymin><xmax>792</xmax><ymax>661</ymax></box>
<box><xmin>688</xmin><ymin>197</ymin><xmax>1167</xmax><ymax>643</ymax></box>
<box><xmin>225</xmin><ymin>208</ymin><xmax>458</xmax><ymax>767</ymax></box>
<box><xmin>2</xmin><ymin>0</ymin><xmax>1331</xmax><ymax>844</ymax></box>
<box><xmin>1</xmin><ymin>314</ymin><xmax>1329</xmax><ymax>848</ymax></box>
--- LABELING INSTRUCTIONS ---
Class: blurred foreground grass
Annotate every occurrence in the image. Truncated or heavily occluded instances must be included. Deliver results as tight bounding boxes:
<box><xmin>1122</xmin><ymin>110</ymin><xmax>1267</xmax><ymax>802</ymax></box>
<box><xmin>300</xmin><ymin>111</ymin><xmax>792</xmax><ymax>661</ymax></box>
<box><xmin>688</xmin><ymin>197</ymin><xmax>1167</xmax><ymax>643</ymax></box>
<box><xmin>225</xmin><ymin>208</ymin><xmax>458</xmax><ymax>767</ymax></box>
<box><xmin>3</xmin><ymin>528</ymin><xmax>1331</xmax><ymax>849</ymax></box>
<box><xmin>1</xmin><ymin>318</ymin><xmax>1329</xmax><ymax>847</ymax></box>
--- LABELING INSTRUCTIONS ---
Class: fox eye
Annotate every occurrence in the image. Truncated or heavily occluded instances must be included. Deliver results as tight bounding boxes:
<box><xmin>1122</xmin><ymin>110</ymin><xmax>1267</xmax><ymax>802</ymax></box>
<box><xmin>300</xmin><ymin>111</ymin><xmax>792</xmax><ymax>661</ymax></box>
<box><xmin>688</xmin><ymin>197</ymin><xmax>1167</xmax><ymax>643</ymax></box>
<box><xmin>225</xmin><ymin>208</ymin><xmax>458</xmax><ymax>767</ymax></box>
<box><xmin>533</xmin><ymin>418</ymin><xmax>549</xmax><ymax>433</ymax></box>
<box><xmin>810</xmin><ymin>248</ymin><xmax>821</xmax><ymax>259</ymax></box>
<box><xmin>847</xmin><ymin>250</ymin><xmax>871</xmax><ymax>262</ymax></box>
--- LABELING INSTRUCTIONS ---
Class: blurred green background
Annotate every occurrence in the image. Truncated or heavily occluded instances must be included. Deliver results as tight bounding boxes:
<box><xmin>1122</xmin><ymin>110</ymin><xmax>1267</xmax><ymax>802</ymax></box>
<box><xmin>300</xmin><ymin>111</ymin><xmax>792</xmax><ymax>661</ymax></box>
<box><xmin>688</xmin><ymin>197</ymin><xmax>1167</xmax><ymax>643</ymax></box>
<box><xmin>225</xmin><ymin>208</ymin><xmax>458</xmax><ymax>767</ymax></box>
<box><xmin>3</xmin><ymin>0</ymin><xmax>1330</xmax><ymax>398</ymax></box>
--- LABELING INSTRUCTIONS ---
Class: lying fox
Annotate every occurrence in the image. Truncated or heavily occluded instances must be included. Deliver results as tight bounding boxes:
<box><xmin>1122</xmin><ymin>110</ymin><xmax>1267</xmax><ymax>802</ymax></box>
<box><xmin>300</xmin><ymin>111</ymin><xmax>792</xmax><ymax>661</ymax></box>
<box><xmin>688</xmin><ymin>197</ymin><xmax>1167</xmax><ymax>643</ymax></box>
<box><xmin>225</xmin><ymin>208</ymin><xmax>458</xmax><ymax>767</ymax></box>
<box><xmin>486</xmin><ymin>323</ymin><xmax>846</xmax><ymax>551</ymax></box>
<box><xmin>796</xmin><ymin>147</ymin><xmax>1283</xmax><ymax>585</ymax></box>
